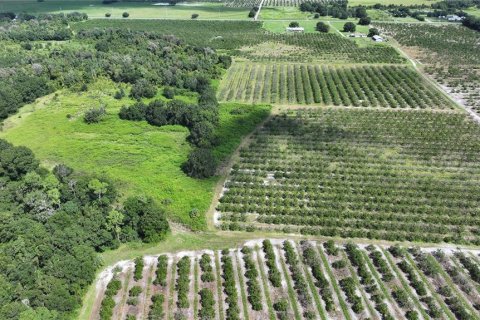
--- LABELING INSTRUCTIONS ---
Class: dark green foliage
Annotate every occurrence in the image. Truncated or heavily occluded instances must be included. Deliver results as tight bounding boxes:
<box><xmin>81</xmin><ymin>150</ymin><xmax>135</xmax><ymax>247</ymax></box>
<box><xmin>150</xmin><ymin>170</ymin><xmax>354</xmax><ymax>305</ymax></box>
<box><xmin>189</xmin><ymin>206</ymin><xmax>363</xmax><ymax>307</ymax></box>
<box><xmin>0</xmin><ymin>141</ymin><xmax>39</xmax><ymax>180</ymax></box>
<box><xmin>339</xmin><ymin>277</ymin><xmax>364</xmax><ymax>313</ymax></box>
<box><xmin>83</xmin><ymin>106</ymin><xmax>106</xmax><ymax>124</ymax></box>
<box><xmin>221</xmin><ymin>251</ymin><xmax>240</xmax><ymax>320</ymax></box>
<box><xmin>368</xmin><ymin>28</ymin><xmax>380</xmax><ymax>37</ymax></box>
<box><xmin>242</xmin><ymin>246</ymin><xmax>263</xmax><ymax>311</ymax></box>
<box><xmin>289</xmin><ymin>21</ymin><xmax>300</xmax><ymax>28</ymax></box>
<box><xmin>316</xmin><ymin>22</ymin><xmax>329</xmax><ymax>33</ymax></box>
<box><xmin>99</xmin><ymin>295</ymin><xmax>116</xmax><ymax>320</ymax></box>
<box><xmin>176</xmin><ymin>256</ymin><xmax>191</xmax><ymax>309</ymax></box>
<box><xmin>163</xmin><ymin>87</ymin><xmax>175</xmax><ymax>99</ymax></box>
<box><xmin>130</xmin><ymin>79</ymin><xmax>157</xmax><ymax>100</ymax></box>
<box><xmin>114</xmin><ymin>88</ymin><xmax>125</xmax><ymax>100</ymax></box>
<box><xmin>119</xmin><ymin>102</ymin><xmax>147</xmax><ymax>121</ymax></box>
<box><xmin>134</xmin><ymin>257</ymin><xmax>145</xmax><ymax>281</ymax></box>
<box><xmin>463</xmin><ymin>14</ymin><xmax>480</xmax><ymax>32</ymax></box>
<box><xmin>198</xmin><ymin>288</ymin><xmax>215</xmax><ymax>319</ymax></box>
<box><xmin>0</xmin><ymin>139</ymin><xmax>128</xmax><ymax>318</ymax></box>
<box><xmin>262</xmin><ymin>240</ymin><xmax>282</xmax><ymax>287</ymax></box>
<box><xmin>148</xmin><ymin>294</ymin><xmax>165</xmax><ymax>320</ymax></box>
<box><xmin>358</xmin><ymin>17</ymin><xmax>371</xmax><ymax>25</ymax></box>
<box><xmin>129</xmin><ymin>285</ymin><xmax>142</xmax><ymax>297</ymax></box>
<box><xmin>300</xmin><ymin>241</ymin><xmax>335</xmax><ymax>311</ymax></box>
<box><xmin>283</xmin><ymin>241</ymin><xmax>314</xmax><ymax>312</ymax></box>
<box><xmin>122</xmin><ymin>12</ymin><xmax>130</xmax><ymax>18</ymax></box>
<box><xmin>181</xmin><ymin>148</ymin><xmax>217</xmax><ymax>179</ymax></box>
<box><xmin>122</xmin><ymin>196</ymin><xmax>170</xmax><ymax>243</ymax></box>
<box><xmin>343</xmin><ymin>22</ymin><xmax>356</xmax><ymax>32</ymax></box>
<box><xmin>199</xmin><ymin>254</ymin><xmax>215</xmax><ymax>283</ymax></box>
<box><xmin>154</xmin><ymin>255</ymin><xmax>169</xmax><ymax>286</ymax></box>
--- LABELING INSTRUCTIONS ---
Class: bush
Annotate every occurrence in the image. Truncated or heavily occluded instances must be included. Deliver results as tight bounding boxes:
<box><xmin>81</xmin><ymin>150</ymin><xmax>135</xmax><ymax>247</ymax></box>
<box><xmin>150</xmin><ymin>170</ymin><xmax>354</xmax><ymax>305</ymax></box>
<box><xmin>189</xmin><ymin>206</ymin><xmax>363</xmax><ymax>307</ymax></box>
<box><xmin>316</xmin><ymin>22</ymin><xmax>329</xmax><ymax>33</ymax></box>
<box><xmin>191</xmin><ymin>13</ymin><xmax>199</xmax><ymax>19</ymax></box>
<box><xmin>163</xmin><ymin>87</ymin><xmax>175</xmax><ymax>99</ymax></box>
<box><xmin>130</xmin><ymin>79</ymin><xmax>157</xmax><ymax>100</ymax></box>
<box><xmin>105</xmin><ymin>13</ymin><xmax>111</xmax><ymax>18</ymax></box>
<box><xmin>119</xmin><ymin>102</ymin><xmax>147</xmax><ymax>121</ymax></box>
<box><xmin>358</xmin><ymin>17</ymin><xmax>371</xmax><ymax>25</ymax></box>
<box><xmin>181</xmin><ymin>148</ymin><xmax>217</xmax><ymax>178</ymax></box>
<box><xmin>289</xmin><ymin>21</ymin><xmax>300</xmax><ymax>28</ymax></box>
<box><xmin>368</xmin><ymin>28</ymin><xmax>379</xmax><ymax>37</ymax></box>
<box><xmin>343</xmin><ymin>22</ymin><xmax>356</xmax><ymax>32</ymax></box>
<box><xmin>83</xmin><ymin>106</ymin><xmax>106</xmax><ymax>124</ymax></box>
<box><xmin>122</xmin><ymin>12</ymin><xmax>129</xmax><ymax>18</ymax></box>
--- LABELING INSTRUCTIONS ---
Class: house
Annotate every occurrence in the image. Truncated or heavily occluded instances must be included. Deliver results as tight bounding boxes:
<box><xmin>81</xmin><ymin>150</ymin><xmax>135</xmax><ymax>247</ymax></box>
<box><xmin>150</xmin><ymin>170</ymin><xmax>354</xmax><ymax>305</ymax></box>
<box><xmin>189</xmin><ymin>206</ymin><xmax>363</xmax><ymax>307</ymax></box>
<box><xmin>372</xmin><ymin>35</ymin><xmax>384</xmax><ymax>42</ymax></box>
<box><xmin>286</xmin><ymin>27</ymin><xmax>304</xmax><ymax>33</ymax></box>
<box><xmin>446</xmin><ymin>15</ymin><xmax>463</xmax><ymax>22</ymax></box>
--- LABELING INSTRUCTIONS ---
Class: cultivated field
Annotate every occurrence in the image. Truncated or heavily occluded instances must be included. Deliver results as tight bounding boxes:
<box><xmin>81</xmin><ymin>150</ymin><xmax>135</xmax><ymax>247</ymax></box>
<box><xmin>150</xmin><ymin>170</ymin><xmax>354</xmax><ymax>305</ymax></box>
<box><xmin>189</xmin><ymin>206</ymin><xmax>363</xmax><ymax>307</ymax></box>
<box><xmin>218</xmin><ymin>63</ymin><xmax>452</xmax><ymax>107</ymax></box>
<box><xmin>216</xmin><ymin>108</ymin><xmax>480</xmax><ymax>245</ymax></box>
<box><xmin>376</xmin><ymin>23</ymin><xmax>480</xmax><ymax>116</ymax></box>
<box><xmin>91</xmin><ymin>239</ymin><xmax>480</xmax><ymax>320</ymax></box>
<box><xmin>72</xmin><ymin>20</ymin><xmax>405</xmax><ymax>63</ymax></box>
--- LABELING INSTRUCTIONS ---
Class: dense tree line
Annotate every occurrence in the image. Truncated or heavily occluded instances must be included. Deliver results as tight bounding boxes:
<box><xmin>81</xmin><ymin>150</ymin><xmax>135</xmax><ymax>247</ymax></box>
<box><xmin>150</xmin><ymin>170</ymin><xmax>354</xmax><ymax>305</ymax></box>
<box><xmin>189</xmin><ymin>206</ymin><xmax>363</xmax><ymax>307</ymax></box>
<box><xmin>0</xmin><ymin>139</ymin><xmax>169</xmax><ymax>319</ymax></box>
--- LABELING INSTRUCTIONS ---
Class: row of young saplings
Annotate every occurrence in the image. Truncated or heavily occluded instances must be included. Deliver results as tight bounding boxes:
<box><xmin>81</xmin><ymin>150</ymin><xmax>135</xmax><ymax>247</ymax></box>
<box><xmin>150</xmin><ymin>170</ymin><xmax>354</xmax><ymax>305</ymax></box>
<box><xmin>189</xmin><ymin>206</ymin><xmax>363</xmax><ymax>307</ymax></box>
<box><xmin>95</xmin><ymin>239</ymin><xmax>480</xmax><ymax>320</ymax></box>
<box><xmin>219</xmin><ymin>63</ymin><xmax>450</xmax><ymax>108</ymax></box>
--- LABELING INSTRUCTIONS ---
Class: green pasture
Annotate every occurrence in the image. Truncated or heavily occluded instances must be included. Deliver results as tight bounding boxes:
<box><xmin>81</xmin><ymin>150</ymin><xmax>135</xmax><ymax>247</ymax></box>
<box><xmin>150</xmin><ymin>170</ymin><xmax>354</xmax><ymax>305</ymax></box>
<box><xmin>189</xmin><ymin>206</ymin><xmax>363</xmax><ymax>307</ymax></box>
<box><xmin>0</xmin><ymin>0</ymin><xmax>249</xmax><ymax>20</ymax></box>
<box><xmin>259</xmin><ymin>6</ymin><xmax>312</xmax><ymax>20</ymax></box>
<box><xmin>0</xmin><ymin>78</ymin><xmax>270</xmax><ymax>230</ymax></box>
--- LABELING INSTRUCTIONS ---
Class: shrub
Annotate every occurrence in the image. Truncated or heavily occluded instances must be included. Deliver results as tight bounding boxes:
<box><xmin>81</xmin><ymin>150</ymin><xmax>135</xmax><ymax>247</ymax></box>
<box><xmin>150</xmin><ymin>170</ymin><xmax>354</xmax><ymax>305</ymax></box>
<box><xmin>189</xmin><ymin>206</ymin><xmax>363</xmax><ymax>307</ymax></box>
<box><xmin>358</xmin><ymin>17</ymin><xmax>371</xmax><ymax>25</ymax></box>
<box><xmin>368</xmin><ymin>28</ymin><xmax>379</xmax><ymax>37</ymax></box>
<box><xmin>289</xmin><ymin>21</ymin><xmax>300</xmax><ymax>28</ymax></box>
<box><xmin>83</xmin><ymin>106</ymin><xmax>106</xmax><ymax>124</ymax></box>
<box><xmin>119</xmin><ymin>102</ymin><xmax>147</xmax><ymax>121</ymax></box>
<box><xmin>316</xmin><ymin>22</ymin><xmax>329</xmax><ymax>33</ymax></box>
<box><xmin>105</xmin><ymin>13</ymin><xmax>111</xmax><ymax>18</ymax></box>
<box><xmin>130</xmin><ymin>79</ymin><xmax>157</xmax><ymax>100</ymax></box>
<box><xmin>163</xmin><ymin>87</ymin><xmax>175</xmax><ymax>99</ymax></box>
<box><xmin>343</xmin><ymin>22</ymin><xmax>356</xmax><ymax>32</ymax></box>
<box><xmin>191</xmin><ymin>13</ymin><xmax>199</xmax><ymax>19</ymax></box>
<box><xmin>181</xmin><ymin>148</ymin><xmax>217</xmax><ymax>178</ymax></box>
<box><xmin>122</xmin><ymin>12</ymin><xmax>129</xmax><ymax>18</ymax></box>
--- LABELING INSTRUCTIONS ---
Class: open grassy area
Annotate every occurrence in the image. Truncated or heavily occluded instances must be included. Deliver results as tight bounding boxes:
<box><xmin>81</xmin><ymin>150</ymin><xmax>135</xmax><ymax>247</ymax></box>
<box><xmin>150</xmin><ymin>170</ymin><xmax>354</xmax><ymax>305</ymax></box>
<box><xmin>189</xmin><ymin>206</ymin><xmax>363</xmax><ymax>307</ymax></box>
<box><xmin>0</xmin><ymin>0</ymin><xmax>249</xmax><ymax>20</ymax></box>
<box><xmin>0</xmin><ymin>78</ymin><xmax>270</xmax><ymax>230</ymax></box>
<box><xmin>259</xmin><ymin>6</ymin><xmax>311</xmax><ymax>20</ymax></box>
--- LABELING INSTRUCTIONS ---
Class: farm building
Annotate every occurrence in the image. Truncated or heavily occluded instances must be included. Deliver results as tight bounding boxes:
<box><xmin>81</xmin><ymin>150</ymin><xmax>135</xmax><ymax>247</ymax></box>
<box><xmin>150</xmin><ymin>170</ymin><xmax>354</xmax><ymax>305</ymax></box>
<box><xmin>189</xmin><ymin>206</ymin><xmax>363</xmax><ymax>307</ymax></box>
<box><xmin>372</xmin><ymin>35</ymin><xmax>384</xmax><ymax>42</ymax></box>
<box><xmin>446</xmin><ymin>14</ymin><xmax>463</xmax><ymax>21</ymax></box>
<box><xmin>286</xmin><ymin>27</ymin><xmax>304</xmax><ymax>33</ymax></box>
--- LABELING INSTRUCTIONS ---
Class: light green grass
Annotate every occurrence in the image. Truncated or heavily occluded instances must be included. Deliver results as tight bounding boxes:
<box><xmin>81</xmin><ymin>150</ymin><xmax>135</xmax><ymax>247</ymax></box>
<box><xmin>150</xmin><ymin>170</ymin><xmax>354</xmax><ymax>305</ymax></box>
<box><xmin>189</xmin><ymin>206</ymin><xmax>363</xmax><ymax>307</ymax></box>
<box><xmin>0</xmin><ymin>0</ymin><xmax>248</xmax><ymax>20</ymax></box>
<box><xmin>0</xmin><ymin>78</ymin><xmax>270</xmax><ymax>230</ymax></box>
<box><xmin>329</xmin><ymin>21</ymin><xmax>370</xmax><ymax>35</ymax></box>
<box><xmin>259</xmin><ymin>6</ymin><xmax>312</xmax><ymax>20</ymax></box>
<box><xmin>262</xmin><ymin>20</ymin><xmax>335</xmax><ymax>33</ymax></box>
<box><xmin>465</xmin><ymin>8</ymin><xmax>480</xmax><ymax>17</ymax></box>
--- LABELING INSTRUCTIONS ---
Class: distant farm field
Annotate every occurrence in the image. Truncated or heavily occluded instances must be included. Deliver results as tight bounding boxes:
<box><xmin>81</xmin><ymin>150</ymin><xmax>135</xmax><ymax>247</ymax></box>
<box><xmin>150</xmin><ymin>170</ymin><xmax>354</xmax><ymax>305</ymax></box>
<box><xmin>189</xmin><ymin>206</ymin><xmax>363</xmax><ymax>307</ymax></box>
<box><xmin>218</xmin><ymin>63</ymin><xmax>452</xmax><ymax>107</ymax></box>
<box><xmin>0</xmin><ymin>79</ymin><xmax>270</xmax><ymax>230</ymax></box>
<box><xmin>72</xmin><ymin>19</ymin><xmax>405</xmax><ymax>63</ymax></box>
<box><xmin>217</xmin><ymin>108</ymin><xmax>480</xmax><ymax>245</ymax></box>
<box><xmin>0</xmin><ymin>1</ymin><xmax>249</xmax><ymax>19</ymax></box>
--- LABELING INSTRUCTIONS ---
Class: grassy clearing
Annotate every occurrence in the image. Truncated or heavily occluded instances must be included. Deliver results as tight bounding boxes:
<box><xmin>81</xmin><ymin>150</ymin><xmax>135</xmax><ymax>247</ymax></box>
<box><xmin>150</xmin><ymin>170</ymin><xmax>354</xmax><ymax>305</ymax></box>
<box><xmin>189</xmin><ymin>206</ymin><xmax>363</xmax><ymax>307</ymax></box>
<box><xmin>0</xmin><ymin>0</ymin><xmax>249</xmax><ymax>20</ymax></box>
<box><xmin>259</xmin><ymin>6</ymin><xmax>312</xmax><ymax>20</ymax></box>
<box><xmin>0</xmin><ymin>79</ymin><xmax>270</xmax><ymax>230</ymax></box>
